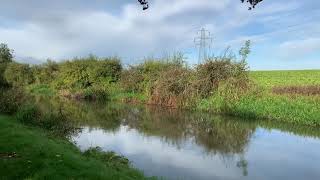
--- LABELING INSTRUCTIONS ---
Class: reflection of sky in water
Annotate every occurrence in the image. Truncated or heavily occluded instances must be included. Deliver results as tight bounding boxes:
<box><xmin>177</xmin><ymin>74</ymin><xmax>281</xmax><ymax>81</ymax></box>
<box><xmin>72</xmin><ymin>126</ymin><xmax>320</xmax><ymax>180</ymax></box>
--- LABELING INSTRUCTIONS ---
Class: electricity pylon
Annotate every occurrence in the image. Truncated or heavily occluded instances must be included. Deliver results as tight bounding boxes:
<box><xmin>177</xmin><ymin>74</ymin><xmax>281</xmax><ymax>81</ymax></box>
<box><xmin>194</xmin><ymin>28</ymin><xmax>213</xmax><ymax>64</ymax></box>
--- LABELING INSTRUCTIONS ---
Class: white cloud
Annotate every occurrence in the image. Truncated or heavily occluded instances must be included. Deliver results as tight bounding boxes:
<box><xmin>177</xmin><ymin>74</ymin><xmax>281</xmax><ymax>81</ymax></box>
<box><xmin>0</xmin><ymin>0</ymin><xmax>319</xmax><ymax>69</ymax></box>
<box><xmin>279</xmin><ymin>38</ymin><xmax>320</xmax><ymax>59</ymax></box>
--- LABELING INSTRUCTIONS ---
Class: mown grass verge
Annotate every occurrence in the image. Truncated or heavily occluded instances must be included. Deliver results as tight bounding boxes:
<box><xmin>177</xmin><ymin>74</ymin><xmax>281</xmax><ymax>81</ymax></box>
<box><xmin>0</xmin><ymin>115</ymin><xmax>151</xmax><ymax>180</ymax></box>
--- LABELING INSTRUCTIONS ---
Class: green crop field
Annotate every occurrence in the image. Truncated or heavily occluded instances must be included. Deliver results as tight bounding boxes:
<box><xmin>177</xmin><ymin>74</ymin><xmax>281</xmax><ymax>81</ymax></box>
<box><xmin>250</xmin><ymin>70</ymin><xmax>320</xmax><ymax>88</ymax></box>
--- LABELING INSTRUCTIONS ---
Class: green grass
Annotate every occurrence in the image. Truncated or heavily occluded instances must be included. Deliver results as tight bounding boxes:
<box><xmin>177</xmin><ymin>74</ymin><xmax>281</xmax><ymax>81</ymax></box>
<box><xmin>195</xmin><ymin>70</ymin><xmax>320</xmax><ymax>126</ymax></box>
<box><xmin>230</xmin><ymin>95</ymin><xmax>320</xmax><ymax>126</ymax></box>
<box><xmin>0</xmin><ymin>115</ymin><xmax>151</xmax><ymax>180</ymax></box>
<box><xmin>27</xmin><ymin>84</ymin><xmax>55</xmax><ymax>96</ymax></box>
<box><xmin>250</xmin><ymin>70</ymin><xmax>320</xmax><ymax>88</ymax></box>
<box><xmin>196</xmin><ymin>92</ymin><xmax>320</xmax><ymax>126</ymax></box>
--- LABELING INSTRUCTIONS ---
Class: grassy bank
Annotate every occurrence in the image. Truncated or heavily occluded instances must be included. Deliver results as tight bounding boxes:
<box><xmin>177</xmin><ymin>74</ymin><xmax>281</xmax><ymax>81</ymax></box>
<box><xmin>0</xmin><ymin>115</ymin><xmax>150</xmax><ymax>180</ymax></box>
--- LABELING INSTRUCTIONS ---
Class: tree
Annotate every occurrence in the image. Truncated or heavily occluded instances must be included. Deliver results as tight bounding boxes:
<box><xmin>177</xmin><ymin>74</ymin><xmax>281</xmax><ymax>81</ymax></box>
<box><xmin>138</xmin><ymin>0</ymin><xmax>149</xmax><ymax>10</ymax></box>
<box><xmin>241</xmin><ymin>0</ymin><xmax>264</xmax><ymax>10</ymax></box>
<box><xmin>0</xmin><ymin>43</ymin><xmax>13</xmax><ymax>87</ymax></box>
<box><xmin>4</xmin><ymin>62</ymin><xmax>34</xmax><ymax>87</ymax></box>
<box><xmin>0</xmin><ymin>43</ymin><xmax>13</xmax><ymax>64</ymax></box>
<box><xmin>239</xmin><ymin>40</ymin><xmax>251</xmax><ymax>63</ymax></box>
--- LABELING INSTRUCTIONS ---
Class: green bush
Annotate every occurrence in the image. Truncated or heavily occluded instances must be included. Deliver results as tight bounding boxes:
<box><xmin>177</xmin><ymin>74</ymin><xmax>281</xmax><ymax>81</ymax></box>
<box><xmin>0</xmin><ymin>87</ymin><xmax>25</xmax><ymax>114</ymax></box>
<box><xmin>4</xmin><ymin>62</ymin><xmax>34</xmax><ymax>87</ymax></box>
<box><xmin>55</xmin><ymin>56</ymin><xmax>122</xmax><ymax>90</ymax></box>
<box><xmin>83</xmin><ymin>87</ymin><xmax>109</xmax><ymax>101</ymax></box>
<box><xmin>194</xmin><ymin>57</ymin><xmax>249</xmax><ymax>98</ymax></box>
<box><xmin>148</xmin><ymin>66</ymin><xmax>195</xmax><ymax>107</ymax></box>
<box><xmin>31</xmin><ymin>60</ymin><xmax>59</xmax><ymax>85</ymax></box>
<box><xmin>0</xmin><ymin>64</ymin><xmax>8</xmax><ymax>87</ymax></box>
<box><xmin>15</xmin><ymin>104</ymin><xmax>40</xmax><ymax>125</ymax></box>
<box><xmin>120</xmin><ymin>67</ymin><xmax>145</xmax><ymax>93</ymax></box>
<box><xmin>120</xmin><ymin>55</ymin><xmax>185</xmax><ymax>94</ymax></box>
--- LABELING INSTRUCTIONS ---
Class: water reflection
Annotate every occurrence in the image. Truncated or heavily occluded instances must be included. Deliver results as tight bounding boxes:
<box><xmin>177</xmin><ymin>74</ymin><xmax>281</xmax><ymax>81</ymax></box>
<box><xmin>35</xmin><ymin>97</ymin><xmax>320</xmax><ymax>180</ymax></box>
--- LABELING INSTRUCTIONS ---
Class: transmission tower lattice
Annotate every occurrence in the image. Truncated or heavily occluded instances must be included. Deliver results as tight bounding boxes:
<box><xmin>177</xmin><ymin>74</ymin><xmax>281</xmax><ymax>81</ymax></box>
<box><xmin>194</xmin><ymin>28</ymin><xmax>213</xmax><ymax>64</ymax></box>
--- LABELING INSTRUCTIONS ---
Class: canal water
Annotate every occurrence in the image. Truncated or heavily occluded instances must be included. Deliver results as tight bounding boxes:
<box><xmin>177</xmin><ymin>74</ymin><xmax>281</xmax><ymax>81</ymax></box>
<box><xmin>37</xmin><ymin>98</ymin><xmax>320</xmax><ymax>180</ymax></box>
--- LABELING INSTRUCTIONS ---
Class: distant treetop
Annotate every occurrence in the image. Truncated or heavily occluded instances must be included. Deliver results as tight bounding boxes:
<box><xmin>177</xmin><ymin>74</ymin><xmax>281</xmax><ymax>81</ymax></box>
<box><xmin>0</xmin><ymin>43</ymin><xmax>13</xmax><ymax>64</ymax></box>
<box><xmin>138</xmin><ymin>0</ymin><xmax>149</xmax><ymax>10</ymax></box>
<box><xmin>241</xmin><ymin>0</ymin><xmax>264</xmax><ymax>10</ymax></box>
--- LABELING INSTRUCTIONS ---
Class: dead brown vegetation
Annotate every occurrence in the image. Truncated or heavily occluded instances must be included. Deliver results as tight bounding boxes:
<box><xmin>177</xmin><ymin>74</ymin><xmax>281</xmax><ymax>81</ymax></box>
<box><xmin>272</xmin><ymin>85</ymin><xmax>320</xmax><ymax>96</ymax></box>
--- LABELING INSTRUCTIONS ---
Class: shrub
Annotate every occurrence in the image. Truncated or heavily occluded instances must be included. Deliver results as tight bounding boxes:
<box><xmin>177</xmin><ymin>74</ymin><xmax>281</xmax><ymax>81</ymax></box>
<box><xmin>31</xmin><ymin>60</ymin><xmax>59</xmax><ymax>85</ymax></box>
<box><xmin>15</xmin><ymin>104</ymin><xmax>41</xmax><ymax>125</ymax></box>
<box><xmin>120</xmin><ymin>49</ymin><xmax>250</xmax><ymax>109</ymax></box>
<box><xmin>58</xmin><ymin>87</ymin><xmax>109</xmax><ymax>101</ymax></box>
<box><xmin>55</xmin><ymin>56</ymin><xmax>122</xmax><ymax>90</ymax></box>
<box><xmin>120</xmin><ymin>66</ymin><xmax>145</xmax><ymax>93</ymax></box>
<box><xmin>148</xmin><ymin>66</ymin><xmax>195</xmax><ymax>107</ymax></box>
<box><xmin>4</xmin><ymin>62</ymin><xmax>34</xmax><ymax>87</ymax></box>
<box><xmin>193</xmin><ymin>41</ymin><xmax>251</xmax><ymax>101</ymax></box>
<box><xmin>120</xmin><ymin>54</ymin><xmax>185</xmax><ymax>94</ymax></box>
<box><xmin>83</xmin><ymin>87</ymin><xmax>109</xmax><ymax>101</ymax></box>
<box><xmin>0</xmin><ymin>63</ymin><xmax>9</xmax><ymax>87</ymax></box>
<box><xmin>0</xmin><ymin>87</ymin><xmax>25</xmax><ymax>114</ymax></box>
<box><xmin>120</xmin><ymin>60</ymin><xmax>168</xmax><ymax>94</ymax></box>
<box><xmin>194</xmin><ymin>57</ymin><xmax>249</xmax><ymax>98</ymax></box>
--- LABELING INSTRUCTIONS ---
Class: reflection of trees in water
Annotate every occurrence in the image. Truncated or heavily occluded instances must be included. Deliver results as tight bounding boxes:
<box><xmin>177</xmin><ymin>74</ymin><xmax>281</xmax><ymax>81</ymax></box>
<box><xmin>191</xmin><ymin>117</ymin><xmax>255</xmax><ymax>155</ymax></box>
<box><xmin>123</xmin><ymin>106</ymin><xmax>255</xmax><ymax>155</ymax></box>
<box><xmin>123</xmin><ymin>106</ymin><xmax>192</xmax><ymax>149</ymax></box>
<box><xmin>35</xmin><ymin>97</ymin><xmax>253</xmax><ymax>175</ymax></box>
<box><xmin>33</xmin><ymin>96</ymin><xmax>123</xmax><ymax>132</ymax></box>
<box><xmin>237</xmin><ymin>155</ymin><xmax>248</xmax><ymax>176</ymax></box>
<box><xmin>122</xmin><ymin>106</ymin><xmax>254</xmax><ymax>176</ymax></box>
<box><xmin>36</xmin><ymin>98</ymin><xmax>254</xmax><ymax>147</ymax></box>
<box><xmin>34</xmin><ymin>98</ymin><xmax>320</xmax><ymax>177</ymax></box>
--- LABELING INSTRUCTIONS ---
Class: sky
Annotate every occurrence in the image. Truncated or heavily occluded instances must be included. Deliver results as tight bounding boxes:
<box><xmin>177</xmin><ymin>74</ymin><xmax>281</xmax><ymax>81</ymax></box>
<box><xmin>0</xmin><ymin>0</ymin><xmax>319</xmax><ymax>70</ymax></box>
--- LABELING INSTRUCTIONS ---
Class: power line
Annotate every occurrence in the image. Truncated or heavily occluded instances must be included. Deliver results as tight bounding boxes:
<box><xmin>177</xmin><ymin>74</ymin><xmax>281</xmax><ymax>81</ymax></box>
<box><xmin>194</xmin><ymin>28</ymin><xmax>213</xmax><ymax>64</ymax></box>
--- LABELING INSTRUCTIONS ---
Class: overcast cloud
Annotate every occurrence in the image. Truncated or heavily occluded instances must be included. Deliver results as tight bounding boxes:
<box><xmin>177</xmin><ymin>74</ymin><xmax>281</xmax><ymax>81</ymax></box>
<box><xmin>0</xmin><ymin>0</ymin><xmax>319</xmax><ymax>69</ymax></box>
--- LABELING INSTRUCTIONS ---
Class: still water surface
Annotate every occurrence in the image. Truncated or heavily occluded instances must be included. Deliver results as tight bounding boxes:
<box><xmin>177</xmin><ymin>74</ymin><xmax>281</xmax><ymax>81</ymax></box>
<box><xmin>38</xmin><ymin>98</ymin><xmax>320</xmax><ymax>180</ymax></box>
